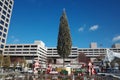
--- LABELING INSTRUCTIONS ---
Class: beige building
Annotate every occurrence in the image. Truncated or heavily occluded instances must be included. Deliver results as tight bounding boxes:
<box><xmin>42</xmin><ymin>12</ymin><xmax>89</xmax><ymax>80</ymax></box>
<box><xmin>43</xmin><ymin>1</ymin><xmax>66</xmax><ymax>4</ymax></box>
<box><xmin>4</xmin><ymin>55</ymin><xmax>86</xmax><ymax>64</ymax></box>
<box><xmin>90</xmin><ymin>42</ymin><xmax>97</xmax><ymax>48</ymax></box>
<box><xmin>112</xmin><ymin>43</ymin><xmax>120</xmax><ymax>48</ymax></box>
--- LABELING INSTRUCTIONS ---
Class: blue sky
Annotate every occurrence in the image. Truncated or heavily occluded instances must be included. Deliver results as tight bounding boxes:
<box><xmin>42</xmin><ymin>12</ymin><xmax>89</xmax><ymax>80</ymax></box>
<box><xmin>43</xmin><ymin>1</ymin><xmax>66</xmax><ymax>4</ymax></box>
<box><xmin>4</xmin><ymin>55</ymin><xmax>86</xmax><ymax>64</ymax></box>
<box><xmin>7</xmin><ymin>0</ymin><xmax>120</xmax><ymax>48</ymax></box>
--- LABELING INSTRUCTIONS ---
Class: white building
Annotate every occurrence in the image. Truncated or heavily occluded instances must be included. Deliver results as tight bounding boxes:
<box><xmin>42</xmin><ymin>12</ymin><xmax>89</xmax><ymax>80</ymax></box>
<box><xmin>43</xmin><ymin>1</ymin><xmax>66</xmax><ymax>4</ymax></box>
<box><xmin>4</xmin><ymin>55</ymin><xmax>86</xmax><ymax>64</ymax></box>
<box><xmin>4</xmin><ymin>41</ymin><xmax>120</xmax><ymax>67</ymax></box>
<box><xmin>4</xmin><ymin>40</ymin><xmax>47</xmax><ymax>65</ymax></box>
<box><xmin>47</xmin><ymin>43</ymin><xmax>120</xmax><ymax>65</ymax></box>
<box><xmin>0</xmin><ymin>0</ymin><xmax>14</xmax><ymax>54</ymax></box>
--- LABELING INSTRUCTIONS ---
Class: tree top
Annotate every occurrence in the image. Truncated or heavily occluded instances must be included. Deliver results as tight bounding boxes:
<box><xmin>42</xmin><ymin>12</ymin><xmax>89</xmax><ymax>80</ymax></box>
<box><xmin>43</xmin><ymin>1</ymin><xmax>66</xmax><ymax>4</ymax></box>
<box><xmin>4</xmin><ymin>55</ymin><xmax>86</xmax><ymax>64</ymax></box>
<box><xmin>62</xmin><ymin>8</ymin><xmax>67</xmax><ymax>19</ymax></box>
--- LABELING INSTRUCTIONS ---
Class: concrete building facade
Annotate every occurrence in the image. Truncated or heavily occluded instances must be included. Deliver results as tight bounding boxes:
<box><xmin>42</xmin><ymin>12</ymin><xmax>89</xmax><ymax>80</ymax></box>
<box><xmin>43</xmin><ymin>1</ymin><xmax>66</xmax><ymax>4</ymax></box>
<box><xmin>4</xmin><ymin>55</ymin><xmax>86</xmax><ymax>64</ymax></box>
<box><xmin>47</xmin><ymin>43</ymin><xmax>120</xmax><ymax>65</ymax></box>
<box><xmin>0</xmin><ymin>0</ymin><xmax>14</xmax><ymax>54</ymax></box>
<box><xmin>4</xmin><ymin>41</ymin><xmax>120</xmax><ymax>67</ymax></box>
<box><xmin>4</xmin><ymin>41</ymin><xmax>47</xmax><ymax>65</ymax></box>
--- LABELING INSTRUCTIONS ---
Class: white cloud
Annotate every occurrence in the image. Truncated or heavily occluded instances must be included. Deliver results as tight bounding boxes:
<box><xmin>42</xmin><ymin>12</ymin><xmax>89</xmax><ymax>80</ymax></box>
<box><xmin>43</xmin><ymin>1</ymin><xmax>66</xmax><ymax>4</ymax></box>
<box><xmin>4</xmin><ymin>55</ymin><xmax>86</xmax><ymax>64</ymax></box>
<box><xmin>112</xmin><ymin>35</ymin><xmax>120</xmax><ymax>42</ymax></box>
<box><xmin>13</xmin><ymin>39</ymin><xmax>19</xmax><ymax>43</ymax></box>
<box><xmin>10</xmin><ymin>35</ymin><xmax>20</xmax><ymax>43</ymax></box>
<box><xmin>78</xmin><ymin>27</ymin><xmax>84</xmax><ymax>32</ymax></box>
<box><xmin>89</xmin><ymin>25</ymin><xmax>99</xmax><ymax>31</ymax></box>
<box><xmin>78</xmin><ymin>24</ymin><xmax>86</xmax><ymax>32</ymax></box>
<box><xmin>11</xmin><ymin>36</ymin><xmax>15</xmax><ymax>39</ymax></box>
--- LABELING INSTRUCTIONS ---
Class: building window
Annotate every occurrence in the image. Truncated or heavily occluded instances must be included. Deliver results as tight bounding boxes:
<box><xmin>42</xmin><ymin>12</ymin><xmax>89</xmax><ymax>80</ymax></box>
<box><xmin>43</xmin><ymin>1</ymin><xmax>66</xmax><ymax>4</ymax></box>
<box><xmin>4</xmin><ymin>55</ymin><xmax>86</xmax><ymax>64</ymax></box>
<box><xmin>5</xmin><ymin>23</ymin><xmax>8</xmax><ymax>27</ymax></box>
<box><xmin>0</xmin><ymin>20</ymin><xmax>4</xmax><ymax>25</ymax></box>
<box><xmin>2</xmin><ymin>10</ymin><xmax>6</xmax><ymax>15</ymax></box>
<box><xmin>9</xmin><ymin>49</ymin><xmax>15</xmax><ymax>51</ymax></box>
<box><xmin>3</xmin><ymin>33</ymin><xmax>6</xmax><ymax>38</ymax></box>
<box><xmin>30</xmin><ymin>52</ymin><xmax>36</xmax><ymax>54</ymax></box>
<box><xmin>9</xmin><ymin>5</ymin><xmax>11</xmax><ymax>9</ymax></box>
<box><xmin>31</xmin><ymin>49</ymin><xmax>37</xmax><ymax>51</ymax></box>
<box><xmin>4</xmin><ymin>5</ymin><xmax>7</xmax><ymax>10</ymax></box>
<box><xmin>31</xmin><ymin>45</ymin><xmax>37</xmax><ymax>48</ymax></box>
<box><xmin>10</xmin><ymin>1</ymin><xmax>13</xmax><ymax>5</ymax></box>
<box><xmin>7</xmin><ymin>14</ymin><xmax>10</xmax><ymax>18</ymax></box>
<box><xmin>48</xmin><ymin>49</ymin><xmax>52</xmax><ymax>50</ymax></box>
<box><xmin>0</xmin><ymin>25</ymin><xmax>3</xmax><ymax>30</ymax></box>
<box><xmin>16</xmin><ymin>52</ymin><xmax>21</xmax><ymax>54</ymax></box>
<box><xmin>1</xmin><ymin>15</ymin><xmax>5</xmax><ymax>20</ymax></box>
<box><xmin>16</xmin><ymin>49</ymin><xmax>22</xmax><ymax>51</ymax></box>
<box><xmin>23</xmin><ymin>52</ymin><xmax>29</xmax><ymax>54</ymax></box>
<box><xmin>17</xmin><ymin>45</ymin><xmax>22</xmax><ymax>48</ymax></box>
<box><xmin>0</xmin><ymin>32</ymin><xmax>2</xmax><ymax>36</ymax></box>
<box><xmin>10</xmin><ymin>46</ymin><xmax>15</xmax><ymax>48</ymax></box>
<box><xmin>0</xmin><ymin>2</ymin><xmax>3</xmax><ymax>6</ymax></box>
<box><xmin>5</xmin><ymin>1</ymin><xmax>8</xmax><ymax>6</ymax></box>
<box><xmin>0</xmin><ymin>7</ymin><xmax>2</xmax><ymax>11</ymax></box>
<box><xmin>8</xmin><ymin>9</ymin><xmax>11</xmax><ymax>13</ymax></box>
<box><xmin>2</xmin><ymin>39</ymin><xmax>5</xmax><ymax>43</ymax></box>
<box><xmin>24</xmin><ymin>45</ymin><xmax>30</xmax><ymax>48</ymax></box>
<box><xmin>5</xmin><ymin>46</ymin><xmax>9</xmax><ymax>48</ymax></box>
<box><xmin>4</xmin><ymin>28</ymin><xmax>7</xmax><ymax>32</ymax></box>
<box><xmin>1</xmin><ymin>44</ymin><xmax>4</xmax><ymax>48</ymax></box>
<box><xmin>6</xmin><ymin>19</ymin><xmax>9</xmax><ymax>22</ymax></box>
<box><xmin>23</xmin><ymin>49</ymin><xmax>29</xmax><ymax>51</ymax></box>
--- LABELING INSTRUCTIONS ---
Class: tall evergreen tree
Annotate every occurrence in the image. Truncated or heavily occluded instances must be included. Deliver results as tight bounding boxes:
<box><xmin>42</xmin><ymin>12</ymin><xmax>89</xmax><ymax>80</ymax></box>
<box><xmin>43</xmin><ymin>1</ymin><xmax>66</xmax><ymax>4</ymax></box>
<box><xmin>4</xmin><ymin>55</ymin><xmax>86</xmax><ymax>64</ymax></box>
<box><xmin>57</xmin><ymin>9</ymin><xmax>72</xmax><ymax>66</ymax></box>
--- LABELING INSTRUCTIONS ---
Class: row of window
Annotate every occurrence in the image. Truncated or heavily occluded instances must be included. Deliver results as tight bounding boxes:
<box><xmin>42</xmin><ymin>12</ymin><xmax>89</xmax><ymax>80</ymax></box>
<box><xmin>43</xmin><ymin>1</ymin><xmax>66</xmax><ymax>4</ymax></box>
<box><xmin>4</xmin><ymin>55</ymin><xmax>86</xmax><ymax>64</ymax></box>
<box><xmin>0</xmin><ymin>7</ymin><xmax>10</xmax><ymax>18</ymax></box>
<box><xmin>38</xmin><ymin>52</ymin><xmax>46</xmax><ymax>57</ymax></box>
<box><xmin>4</xmin><ymin>52</ymin><xmax>37</xmax><ymax>54</ymax></box>
<box><xmin>0</xmin><ymin>31</ymin><xmax>6</xmax><ymax>38</ymax></box>
<box><xmin>5</xmin><ymin>49</ymin><xmax>37</xmax><ymax>51</ymax></box>
<box><xmin>1</xmin><ymin>0</ymin><xmax>13</xmax><ymax>4</ymax></box>
<box><xmin>48</xmin><ymin>48</ymin><xmax>78</xmax><ymax>50</ymax></box>
<box><xmin>0</xmin><ymin>0</ymin><xmax>12</xmax><ymax>9</ymax></box>
<box><xmin>0</xmin><ymin>25</ymin><xmax>8</xmax><ymax>32</ymax></box>
<box><xmin>39</xmin><ymin>47</ymin><xmax>46</xmax><ymax>51</ymax></box>
<box><xmin>0</xmin><ymin>7</ymin><xmax>11</xmax><ymax>18</ymax></box>
<box><xmin>5</xmin><ymin>45</ymin><xmax>38</xmax><ymax>48</ymax></box>
<box><xmin>1</xmin><ymin>14</ymin><xmax>10</xmax><ymax>22</ymax></box>
<box><xmin>38</xmin><ymin>49</ymin><xmax>47</xmax><ymax>55</ymax></box>
<box><xmin>0</xmin><ymin>20</ymin><xmax>9</xmax><ymax>27</ymax></box>
<box><xmin>47</xmin><ymin>53</ymin><xmax>105</xmax><ymax>56</ymax></box>
<box><xmin>3</xmin><ymin>5</ymin><xmax>11</xmax><ymax>13</ymax></box>
<box><xmin>78</xmin><ymin>49</ymin><xmax>106</xmax><ymax>51</ymax></box>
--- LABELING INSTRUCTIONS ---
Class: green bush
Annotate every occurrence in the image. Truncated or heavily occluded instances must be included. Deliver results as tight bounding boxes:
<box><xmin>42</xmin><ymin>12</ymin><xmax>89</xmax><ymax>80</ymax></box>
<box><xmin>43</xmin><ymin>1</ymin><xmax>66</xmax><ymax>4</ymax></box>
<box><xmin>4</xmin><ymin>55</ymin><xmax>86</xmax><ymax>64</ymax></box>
<box><xmin>60</xmin><ymin>69</ymin><xmax>68</xmax><ymax>75</ymax></box>
<box><xmin>74</xmin><ymin>69</ymin><xmax>82</xmax><ymax>75</ymax></box>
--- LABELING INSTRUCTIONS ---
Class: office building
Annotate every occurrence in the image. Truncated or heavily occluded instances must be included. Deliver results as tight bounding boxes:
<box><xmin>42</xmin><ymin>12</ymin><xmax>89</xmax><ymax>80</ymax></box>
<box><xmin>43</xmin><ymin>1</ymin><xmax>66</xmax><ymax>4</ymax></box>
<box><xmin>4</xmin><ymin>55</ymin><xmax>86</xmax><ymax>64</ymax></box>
<box><xmin>4</xmin><ymin>42</ymin><xmax>120</xmax><ymax>67</ymax></box>
<box><xmin>0</xmin><ymin>0</ymin><xmax>14</xmax><ymax>54</ymax></box>
<box><xmin>112</xmin><ymin>43</ymin><xmax>120</xmax><ymax>48</ymax></box>
<box><xmin>47</xmin><ymin>43</ymin><xmax>120</xmax><ymax>64</ymax></box>
<box><xmin>90</xmin><ymin>42</ymin><xmax>97</xmax><ymax>48</ymax></box>
<box><xmin>4</xmin><ymin>40</ymin><xmax>47</xmax><ymax>65</ymax></box>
